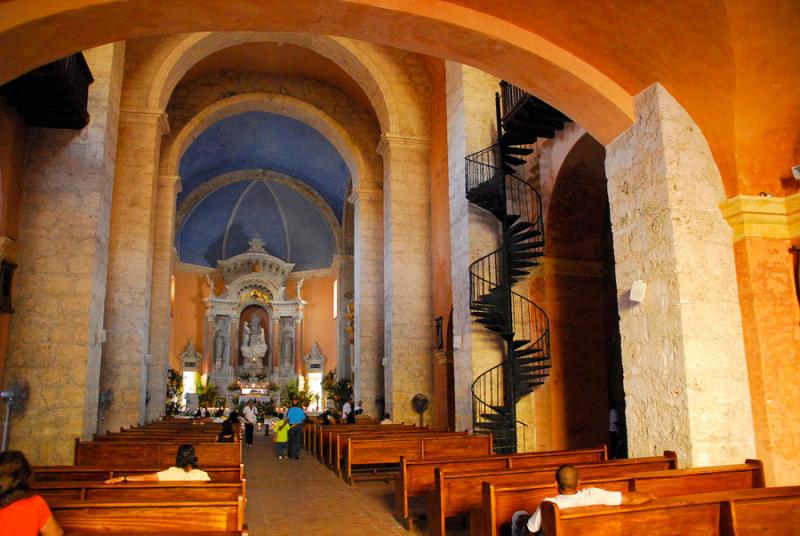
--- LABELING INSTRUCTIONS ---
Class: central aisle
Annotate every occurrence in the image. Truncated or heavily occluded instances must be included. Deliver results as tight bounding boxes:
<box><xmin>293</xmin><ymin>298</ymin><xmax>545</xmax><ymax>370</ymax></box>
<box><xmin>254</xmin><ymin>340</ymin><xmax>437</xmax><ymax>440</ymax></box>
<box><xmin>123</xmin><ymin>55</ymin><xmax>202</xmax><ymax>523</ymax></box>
<box><xmin>242</xmin><ymin>430</ymin><xmax>427</xmax><ymax>536</ymax></box>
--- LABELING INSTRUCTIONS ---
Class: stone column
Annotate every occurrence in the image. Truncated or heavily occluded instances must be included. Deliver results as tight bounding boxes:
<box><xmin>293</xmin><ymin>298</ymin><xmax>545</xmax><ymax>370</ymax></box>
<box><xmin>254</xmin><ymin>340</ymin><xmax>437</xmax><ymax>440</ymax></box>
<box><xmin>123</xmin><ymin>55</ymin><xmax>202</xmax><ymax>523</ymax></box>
<box><xmin>350</xmin><ymin>187</ymin><xmax>384</xmax><ymax>419</ymax></box>
<box><xmin>604</xmin><ymin>83</ymin><xmax>755</xmax><ymax>466</ymax></box>
<box><xmin>3</xmin><ymin>43</ymin><xmax>125</xmax><ymax>463</ymax></box>
<box><xmin>445</xmin><ymin>62</ymin><xmax>504</xmax><ymax>432</ymax></box>
<box><xmin>271</xmin><ymin>317</ymin><xmax>280</xmax><ymax>374</ymax></box>
<box><xmin>379</xmin><ymin>133</ymin><xmax>434</xmax><ymax>426</ymax></box>
<box><xmin>294</xmin><ymin>317</ymin><xmax>303</xmax><ymax>376</ymax></box>
<box><xmin>145</xmin><ymin>174</ymin><xmax>181</xmax><ymax>421</ymax></box>
<box><xmin>229</xmin><ymin>318</ymin><xmax>239</xmax><ymax>370</ymax></box>
<box><xmin>335</xmin><ymin>254</ymin><xmax>354</xmax><ymax>379</ymax></box>
<box><xmin>100</xmin><ymin>107</ymin><xmax>168</xmax><ymax>432</ymax></box>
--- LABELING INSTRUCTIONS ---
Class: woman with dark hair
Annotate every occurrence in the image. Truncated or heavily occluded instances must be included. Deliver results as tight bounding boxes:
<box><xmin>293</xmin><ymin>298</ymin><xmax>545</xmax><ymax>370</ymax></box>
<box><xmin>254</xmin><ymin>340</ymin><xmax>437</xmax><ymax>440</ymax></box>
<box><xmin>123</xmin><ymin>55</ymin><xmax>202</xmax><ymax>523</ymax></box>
<box><xmin>0</xmin><ymin>450</ymin><xmax>63</xmax><ymax>536</ymax></box>
<box><xmin>104</xmin><ymin>444</ymin><xmax>210</xmax><ymax>484</ymax></box>
<box><xmin>216</xmin><ymin>419</ymin><xmax>235</xmax><ymax>443</ymax></box>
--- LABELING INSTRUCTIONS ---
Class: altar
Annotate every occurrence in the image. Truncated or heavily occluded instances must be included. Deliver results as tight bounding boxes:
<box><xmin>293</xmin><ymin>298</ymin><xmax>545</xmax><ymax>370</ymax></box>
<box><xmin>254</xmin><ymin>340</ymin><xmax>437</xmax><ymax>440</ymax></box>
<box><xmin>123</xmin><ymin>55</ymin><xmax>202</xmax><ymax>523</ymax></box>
<box><xmin>202</xmin><ymin>237</ymin><xmax>308</xmax><ymax>404</ymax></box>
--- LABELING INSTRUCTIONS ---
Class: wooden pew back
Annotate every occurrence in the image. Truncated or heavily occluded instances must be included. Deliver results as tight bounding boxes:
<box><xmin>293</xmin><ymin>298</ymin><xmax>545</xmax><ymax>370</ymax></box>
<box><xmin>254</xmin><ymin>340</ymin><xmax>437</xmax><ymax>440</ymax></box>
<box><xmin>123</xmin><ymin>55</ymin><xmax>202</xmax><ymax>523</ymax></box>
<box><xmin>394</xmin><ymin>446</ymin><xmax>606</xmax><ymax>527</ymax></box>
<box><xmin>33</xmin><ymin>465</ymin><xmax>244</xmax><ymax>483</ymax></box>
<box><xmin>428</xmin><ymin>452</ymin><xmax>677</xmax><ymax>536</ymax></box>
<box><xmin>35</xmin><ymin>480</ymin><xmax>246</xmax><ymax>504</ymax></box>
<box><xmin>52</xmin><ymin>496</ymin><xmax>245</xmax><ymax>533</ymax></box>
<box><xmin>74</xmin><ymin>441</ymin><xmax>241</xmax><ymax>468</ymax></box>
<box><xmin>480</xmin><ymin>461</ymin><xmax>764</xmax><ymax>536</ymax></box>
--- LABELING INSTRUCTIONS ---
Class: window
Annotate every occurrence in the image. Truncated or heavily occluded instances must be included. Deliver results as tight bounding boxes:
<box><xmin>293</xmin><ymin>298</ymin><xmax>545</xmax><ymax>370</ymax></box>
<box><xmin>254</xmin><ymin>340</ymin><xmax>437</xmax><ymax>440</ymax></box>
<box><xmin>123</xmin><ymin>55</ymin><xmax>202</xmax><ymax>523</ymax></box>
<box><xmin>333</xmin><ymin>279</ymin><xmax>338</xmax><ymax>319</ymax></box>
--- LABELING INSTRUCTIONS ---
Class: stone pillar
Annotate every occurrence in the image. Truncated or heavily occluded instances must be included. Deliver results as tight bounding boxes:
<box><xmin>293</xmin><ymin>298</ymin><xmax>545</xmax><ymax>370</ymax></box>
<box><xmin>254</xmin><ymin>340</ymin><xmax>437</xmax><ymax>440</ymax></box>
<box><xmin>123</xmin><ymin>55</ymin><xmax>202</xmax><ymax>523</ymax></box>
<box><xmin>350</xmin><ymin>187</ymin><xmax>384</xmax><ymax>419</ymax></box>
<box><xmin>379</xmin><ymin>133</ymin><xmax>434</xmax><ymax>426</ymax></box>
<box><xmin>100</xmin><ymin>107</ymin><xmax>168</xmax><ymax>432</ymax></box>
<box><xmin>335</xmin><ymin>254</ymin><xmax>354</xmax><ymax>379</ymax></box>
<box><xmin>605</xmin><ymin>83</ymin><xmax>755</xmax><ymax>466</ymax></box>
<box><xmin>3</xmin><ymin>43</ymin><xmax>125</xmax><ymax>463</ymax></box>
<box><xmin>445</xmin><ymin>62</ymin><xmax>504</xmax><ymax>432</ymax></box>
<box><xmin>271</xmin><ymin>317</ymin><xmax>280</xmax><ymax>374</ymax></box>
<box><xmin>145</xmin><ymin>174</ymin><xmax>181</xmax><ymax>421</ymax></box>
<box><xmin>229</xmin><ymin>318</ymin><xmax>239</xmax><ymax>370</ymax></box>
<box><xmin>294</xmin><ymin>318</ymin><xmax>303</xmax><ymax>376</ymax></box>
<box><xmin>721</xmin><ymin>193</ymin><xmax>800</xmax><ymax>485</ymax></box>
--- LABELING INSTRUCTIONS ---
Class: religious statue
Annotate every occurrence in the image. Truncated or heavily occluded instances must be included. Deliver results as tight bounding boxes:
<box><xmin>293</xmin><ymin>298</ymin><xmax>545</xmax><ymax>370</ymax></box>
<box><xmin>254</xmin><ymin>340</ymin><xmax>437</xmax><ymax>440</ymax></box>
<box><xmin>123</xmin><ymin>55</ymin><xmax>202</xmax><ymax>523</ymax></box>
<box><xmin>240</xmin><ymin>316</ymin><xmax>268</xmax><ymax>370</ymax></box>
<box><xmin>280</xmin><ymin>331</ymin><xmax>294</xmax><ymax>377</ymax></box>
<box><xmin>214</xmin><ymin>329</ymin><xmax>226</xmax><ymax>371</ymax></box>
<box><xmin>296</xmin><ymin>278</ymin><xmax>305</xmax><ymax>301</ymax></box>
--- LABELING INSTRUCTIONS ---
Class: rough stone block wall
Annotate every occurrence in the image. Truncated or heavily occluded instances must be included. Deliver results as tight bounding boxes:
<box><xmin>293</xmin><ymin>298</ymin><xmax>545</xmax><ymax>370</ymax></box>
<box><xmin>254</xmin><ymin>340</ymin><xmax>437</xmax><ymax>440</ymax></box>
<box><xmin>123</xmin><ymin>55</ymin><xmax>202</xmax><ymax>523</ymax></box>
<box><xmin>605</xmin><ymin>84</ymin><xmax>755</xmax><ymax>466</ymax></box>
<box><xmin>382</xmin><ymin>137</ymin><xmax>434</xmax><ymax>425</ymax></box>
<box><xmin>445</xmin><ymin>62</ymin><xmax>504</xmax><ymax>432</ymax></box>
<box><xmin>4</xmin><ymin>43</ymin><xmax>124</xmax><ymax>463</ymax></box>
<box><xmin>100</xmin><ymin>110</ymin><xmax>165</xmax><ymax>433</ymax></box>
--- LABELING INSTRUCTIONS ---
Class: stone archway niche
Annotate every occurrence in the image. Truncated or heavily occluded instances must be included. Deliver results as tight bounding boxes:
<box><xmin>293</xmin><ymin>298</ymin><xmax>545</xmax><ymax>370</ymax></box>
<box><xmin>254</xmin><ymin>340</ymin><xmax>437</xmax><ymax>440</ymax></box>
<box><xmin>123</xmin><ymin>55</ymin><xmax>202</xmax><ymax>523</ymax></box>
<box><xmin>203</xmin><ymin>237</ymin><xmax>307</xmax><ymax>401</ymax></box>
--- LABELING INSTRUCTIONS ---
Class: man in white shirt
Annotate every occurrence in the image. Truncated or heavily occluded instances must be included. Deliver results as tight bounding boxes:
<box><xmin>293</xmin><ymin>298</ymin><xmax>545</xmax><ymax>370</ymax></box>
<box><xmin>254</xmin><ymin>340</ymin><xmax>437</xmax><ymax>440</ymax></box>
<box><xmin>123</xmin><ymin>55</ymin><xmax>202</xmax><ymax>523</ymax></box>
<box><xmin>242</xmin><ymin>399</ymin><xmax>258</xmax><ymax>447</ymax></box>
<box><xmin>511</xmin><ymin>464</ymin><xmax>653</xmax><ymax>536</ymax></box>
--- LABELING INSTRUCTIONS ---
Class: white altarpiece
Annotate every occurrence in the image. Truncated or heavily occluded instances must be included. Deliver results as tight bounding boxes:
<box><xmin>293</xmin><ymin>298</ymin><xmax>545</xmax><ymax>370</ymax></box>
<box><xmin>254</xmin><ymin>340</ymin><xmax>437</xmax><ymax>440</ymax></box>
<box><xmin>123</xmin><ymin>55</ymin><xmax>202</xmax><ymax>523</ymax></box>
<box><xmin>202</xmin><ymin>237</ymin><xmax>307</xmax><ymax>403</ymax></box>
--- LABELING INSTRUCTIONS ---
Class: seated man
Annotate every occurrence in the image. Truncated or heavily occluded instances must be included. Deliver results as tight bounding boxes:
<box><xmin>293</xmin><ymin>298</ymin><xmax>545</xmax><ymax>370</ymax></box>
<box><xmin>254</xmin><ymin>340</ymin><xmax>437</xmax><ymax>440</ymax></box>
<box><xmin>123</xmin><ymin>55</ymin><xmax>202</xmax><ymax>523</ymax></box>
<box><xmin>512</xmin><ymin>464</ymin><xmax>653</xmax><ymax>536</ymax></box>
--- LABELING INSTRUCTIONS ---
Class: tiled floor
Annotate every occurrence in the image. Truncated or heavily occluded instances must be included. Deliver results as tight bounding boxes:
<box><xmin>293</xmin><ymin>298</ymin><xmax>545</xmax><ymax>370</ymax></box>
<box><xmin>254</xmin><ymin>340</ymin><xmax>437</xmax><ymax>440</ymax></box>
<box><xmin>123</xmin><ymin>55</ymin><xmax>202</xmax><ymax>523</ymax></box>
<box><xmin>243</xmin><ymin>431</ymin><xmax>441</xmax><ymax>536</ymax></box>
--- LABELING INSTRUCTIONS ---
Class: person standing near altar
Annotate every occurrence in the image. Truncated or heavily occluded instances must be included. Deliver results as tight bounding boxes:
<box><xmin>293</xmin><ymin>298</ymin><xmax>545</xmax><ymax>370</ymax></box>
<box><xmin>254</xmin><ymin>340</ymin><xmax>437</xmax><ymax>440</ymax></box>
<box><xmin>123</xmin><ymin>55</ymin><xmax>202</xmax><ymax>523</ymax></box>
<box><xmin>242</xmin><ymin>399</ymin><xmax>258</xmax><ymax>447</ymax></box>
<box><xmin>286</xmin><ymin>399</ymin><xmax>305</xmax><ymax>460</ymax></box>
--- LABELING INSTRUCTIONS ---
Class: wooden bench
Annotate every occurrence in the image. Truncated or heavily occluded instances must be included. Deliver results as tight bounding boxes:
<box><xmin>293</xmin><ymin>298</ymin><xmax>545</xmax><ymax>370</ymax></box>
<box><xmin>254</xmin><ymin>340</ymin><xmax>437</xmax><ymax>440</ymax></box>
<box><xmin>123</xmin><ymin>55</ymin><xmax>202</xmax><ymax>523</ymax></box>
<box><xmin>332</xmin><ymin>429</ymin><xmax>453</xmax><ymax>470</ymax></box>
<box><xmin>52</xmin><ymin>496</ymin><xmax>247</xmax><ymax>534</ymax></box>
<box><xmin>321</xmin><ymin>425</ymin><xmax>424</xmax><ymax>462</ymax></box>
<box><xmin>427</xmin><ymin>452</ymin><xmax>677</xmax><ymax>536</ymax></box>
<box><xmin>394</xmin><ymin>445</ymin><xmax>607</xmax><ymax>528</ymax></box>
<box><xmin>476</xmin><ymin>460</ymin><xmax>765</xmax><ymax>536</ymax></box>
<box><xmin>304</xmin><ymin>420</ymin><xmax>379</xmax><ymax>452</ymax></box>
<box><xmin>74</xmin><ymin>441</ymin><xmax>241</xmax><ymax>467</ymax></box>
<box><xmin>345</xmin><ymin>433</ymin><xmax>493</xmax><ymax>484</ymax></box>
<box><xmin>33</xmin><ymin>465</ymin><xmax>244</xmax><ymax>483</ymax></box>
<box><xmin>540</xmin><ymin>485</ymin><xmax>800</xmax><ymax>535</ymax></box>
<box><xmin>34</xmin><ymin>480</ymin><xmax>247</xmax><ymax>504</ymax></box>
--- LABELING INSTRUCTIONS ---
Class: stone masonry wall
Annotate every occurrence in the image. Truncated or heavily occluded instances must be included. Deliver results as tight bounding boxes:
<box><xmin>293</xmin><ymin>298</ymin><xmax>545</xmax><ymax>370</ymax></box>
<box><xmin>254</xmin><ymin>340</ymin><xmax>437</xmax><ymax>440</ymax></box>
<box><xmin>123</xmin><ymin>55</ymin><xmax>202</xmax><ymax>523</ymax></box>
<box><xmin>445</xmin><ymin>62</ymin><xmax>504</xmax><ymax>431</ymax></box>
<box><xmin>5</xmin><ymin>43</ymin><xmax>125</xmax><ymax>463</ymax></box>
<box><xmin>605</xmin><ymin>84</ymin><xmax>755</xmax><ymax>466</ymax></box>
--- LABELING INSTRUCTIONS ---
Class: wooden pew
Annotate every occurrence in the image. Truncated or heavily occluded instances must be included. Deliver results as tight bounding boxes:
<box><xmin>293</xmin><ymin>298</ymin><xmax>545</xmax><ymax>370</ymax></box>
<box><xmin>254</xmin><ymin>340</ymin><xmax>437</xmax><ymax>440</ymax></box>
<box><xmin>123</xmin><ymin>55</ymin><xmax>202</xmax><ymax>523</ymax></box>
<box><xmin>427</xmin><ymin>452</ymin><xmax>677</xmax><ymax>536</ymax></box>
<box><xmin>320</xmin><ymin>425</ymin><xmax>422</xmax><ymax>464</ymax></box>
<box><xmin>34</xmin><ymin>480</ymin><xmax>247</xmax><ymax>504</ymax></box>
<box><xmin>539</xmin><ymin>486</ymin><xmax>800</xmax><ymax>535</ymax></box>
<box><xmin>52</xmin><ymin>496</ymin><xmax>247</xmax><ymax>534</ymax></box>
<box><xmin>74</xmin><ymin>440</ymin><xmax>241</xmax><ymax>468</ymax></box>
<box><xmin>332</xmin><ymin>429</ymin><xmax>453</xmax><ymax>471</ymax></box>
<box><xmin>476</xmin><ymin>460</ymin><xmax>765</xmax><ymax>536</ymax></box>
<box><xmin>345</xmin><ymin>433</ymin><xmax>492</xmax><ymax>484</ymax></box>
<box><xmin>394</xmin><ymin>445</ymin><xmax>607</xmax><ymax>528</ymax></box>
<box><xmin>33</xmin><ymin>465</ymin><xmax>244</xmax><ymax>483</ymax></box>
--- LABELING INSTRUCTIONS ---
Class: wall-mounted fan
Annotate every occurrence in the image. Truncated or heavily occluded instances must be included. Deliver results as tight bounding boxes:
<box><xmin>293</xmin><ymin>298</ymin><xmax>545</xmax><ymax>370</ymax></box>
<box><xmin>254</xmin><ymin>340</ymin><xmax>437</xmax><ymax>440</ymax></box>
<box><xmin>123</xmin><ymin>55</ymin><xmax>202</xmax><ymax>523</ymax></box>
<box><xmin>1</xmin><ymin>378</ymin><xmax>29</xmax><ymax>451</ymax></box>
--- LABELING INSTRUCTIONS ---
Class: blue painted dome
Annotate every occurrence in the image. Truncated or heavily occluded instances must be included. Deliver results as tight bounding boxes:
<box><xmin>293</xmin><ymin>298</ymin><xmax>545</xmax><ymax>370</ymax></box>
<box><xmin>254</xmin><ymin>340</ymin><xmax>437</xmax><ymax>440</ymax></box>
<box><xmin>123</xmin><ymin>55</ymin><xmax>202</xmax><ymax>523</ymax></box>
<box><xmin>178</xmin><ymin>179</ymin><xmax>336</xmax><ymax>270</ymax></box>
<box><xmin>178</xmin><ymin>111</ymin><xmax>350</xmax><ymax>220</ymax></box>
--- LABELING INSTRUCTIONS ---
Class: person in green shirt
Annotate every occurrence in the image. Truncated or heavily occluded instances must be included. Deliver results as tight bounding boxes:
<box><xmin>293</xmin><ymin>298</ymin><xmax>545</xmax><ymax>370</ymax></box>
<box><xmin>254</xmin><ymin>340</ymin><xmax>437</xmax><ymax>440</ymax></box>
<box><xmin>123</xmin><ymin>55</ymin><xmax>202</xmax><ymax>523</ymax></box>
<box><xmin>274</xmin><ymin>413</ymin><xmax>289</xmax><ymax>459</ymax></box>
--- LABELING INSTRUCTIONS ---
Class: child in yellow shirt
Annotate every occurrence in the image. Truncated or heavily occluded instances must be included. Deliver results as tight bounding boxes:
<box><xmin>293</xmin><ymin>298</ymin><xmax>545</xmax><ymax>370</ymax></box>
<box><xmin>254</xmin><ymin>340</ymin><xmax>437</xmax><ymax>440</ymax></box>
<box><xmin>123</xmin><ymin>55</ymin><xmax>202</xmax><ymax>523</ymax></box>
<box><xmin>274</xmin><ymin>413</ymin><xmax>289</xmax><ymax>459</ymax></box>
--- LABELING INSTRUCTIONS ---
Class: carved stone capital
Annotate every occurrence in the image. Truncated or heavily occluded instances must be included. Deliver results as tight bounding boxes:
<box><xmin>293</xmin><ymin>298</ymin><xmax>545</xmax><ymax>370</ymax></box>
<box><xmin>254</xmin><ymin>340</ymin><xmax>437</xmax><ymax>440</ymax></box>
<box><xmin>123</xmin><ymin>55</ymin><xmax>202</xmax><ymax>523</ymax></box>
<box><xmin>720</xmin><ymin>192</ymin><xmax>800</xmax><ymax>240</ymax></box>
<box><xmin>376</xmin><ymin>132</ymin><xmax>431</xmax><ymax>157</ymax></box>
<box><xmin>119</xmin><ymin>108</ymin><xmax>171</xmax><ymax>135</ymax></box>
<box><xmin>348</xmin><ymin>187</ymin><xmax>383</xmax><ymax>205</ymax></box>
<box><xmin>158</xmin><ymin>174</ymin><xmax>182</xmax><ymax>194</ymax></box>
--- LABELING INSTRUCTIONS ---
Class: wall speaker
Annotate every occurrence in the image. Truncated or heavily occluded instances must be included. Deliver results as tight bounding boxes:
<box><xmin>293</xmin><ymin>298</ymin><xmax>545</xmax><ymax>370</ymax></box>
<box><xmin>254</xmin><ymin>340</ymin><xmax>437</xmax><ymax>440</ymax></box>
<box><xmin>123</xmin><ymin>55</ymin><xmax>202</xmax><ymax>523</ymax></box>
<box><xmin>630</xmin><ymin>280</ymin><xmax>647</xmax><ymax>303</ymax></box>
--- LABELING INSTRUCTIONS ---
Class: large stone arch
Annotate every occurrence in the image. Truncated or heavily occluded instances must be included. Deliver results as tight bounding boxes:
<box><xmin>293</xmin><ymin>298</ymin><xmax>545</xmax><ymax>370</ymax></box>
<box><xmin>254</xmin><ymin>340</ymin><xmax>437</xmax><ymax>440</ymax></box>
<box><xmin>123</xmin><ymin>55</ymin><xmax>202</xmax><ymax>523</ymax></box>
<box><xmin>0</xmin><ymin>0</ymin><xmax>633</xmax><ymax>144</ymax></box>
<box><xmin>162</xmin><ymin>92</ymin><xmax>371</xmax><ymax>190</ymax></box>
<box><xmin>147</xmin><ymin>32</ymin><xmax>401</xmax><ymax>135</ymax></box>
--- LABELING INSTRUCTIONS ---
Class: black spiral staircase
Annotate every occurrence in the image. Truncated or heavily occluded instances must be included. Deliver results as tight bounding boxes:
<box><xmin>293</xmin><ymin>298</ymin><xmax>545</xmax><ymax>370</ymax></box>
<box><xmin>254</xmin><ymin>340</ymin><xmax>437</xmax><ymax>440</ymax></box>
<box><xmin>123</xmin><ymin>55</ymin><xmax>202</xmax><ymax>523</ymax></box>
<box><xmin>465</xmin><ymin>82</ymin><xmax>570</xmax><ymax>453</ymax></box>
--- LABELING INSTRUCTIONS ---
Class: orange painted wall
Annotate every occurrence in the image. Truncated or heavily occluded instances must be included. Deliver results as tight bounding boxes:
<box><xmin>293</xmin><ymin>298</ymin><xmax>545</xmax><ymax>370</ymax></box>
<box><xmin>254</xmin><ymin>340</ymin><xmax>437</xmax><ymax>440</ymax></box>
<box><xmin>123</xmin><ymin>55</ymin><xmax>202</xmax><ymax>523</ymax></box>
<box><xmin>286</xmin><ymin>275</ymin><xmax>337</xmax><ymax>373</ymax></box>
<box><xmin>734</xmin><ymin>237</ymin><xmax>800</xmax><ymax>485</ymax></box>
<box><xmin>0</xmin><ymin>101</ymin><xmax>26</xmax><ymax>389</ymax></box>
<box><xmin>423</xmin><ymin>56</ymin><xmax>455</xmax><ymax>430</ymax></box>
<box><xmin>168</xmin><ymin>270</ymin><xmax>211</xmax><ymax>370</ymax></box>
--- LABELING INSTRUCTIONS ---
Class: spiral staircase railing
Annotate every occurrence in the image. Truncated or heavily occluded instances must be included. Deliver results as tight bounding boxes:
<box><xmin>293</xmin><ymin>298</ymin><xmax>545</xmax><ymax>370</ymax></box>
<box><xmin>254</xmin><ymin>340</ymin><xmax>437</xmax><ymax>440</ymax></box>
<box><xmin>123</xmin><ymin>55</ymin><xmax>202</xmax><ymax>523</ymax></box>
<box><xmin>465</xmin><ymin>85</ymin><xmax>567</xmax><ymax>453</ymax></box>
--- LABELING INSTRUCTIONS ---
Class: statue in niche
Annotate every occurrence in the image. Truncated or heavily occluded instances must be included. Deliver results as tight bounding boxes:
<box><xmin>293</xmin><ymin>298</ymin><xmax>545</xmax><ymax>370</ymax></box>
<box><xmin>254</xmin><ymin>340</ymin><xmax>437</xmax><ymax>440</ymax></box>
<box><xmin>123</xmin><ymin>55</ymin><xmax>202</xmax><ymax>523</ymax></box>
<box><xmin>241</xmin><ymin>316</ymin><xmax>268</xmax><ymax>369</ymax></box>
<box><xmin>277</xmin><ymin>286</ymin><xmax>286</xmax><ymax>301</ymax></box>
<box><xmin>213</xmin><ymin>329</ymin><xmax>227</xmax><ymax>371</ymax></box>
<box><xmin>296</xmin><ymin>278</ymin><xmax>304</xmax><ymax>301</ymax></box>
<box><xmin>280</xmin><ymin>331</ymin><xmax>294</xmax><ymax>377</ymax></box>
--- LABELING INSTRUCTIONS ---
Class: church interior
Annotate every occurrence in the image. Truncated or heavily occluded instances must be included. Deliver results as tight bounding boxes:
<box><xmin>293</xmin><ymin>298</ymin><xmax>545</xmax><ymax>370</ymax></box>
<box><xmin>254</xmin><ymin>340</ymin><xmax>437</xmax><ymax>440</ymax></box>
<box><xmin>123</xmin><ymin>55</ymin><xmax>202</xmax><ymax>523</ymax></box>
<box><xmin>0</xmin><ymin>1</ymin><xmax>798</xmax><ymax>534</ymax></box>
